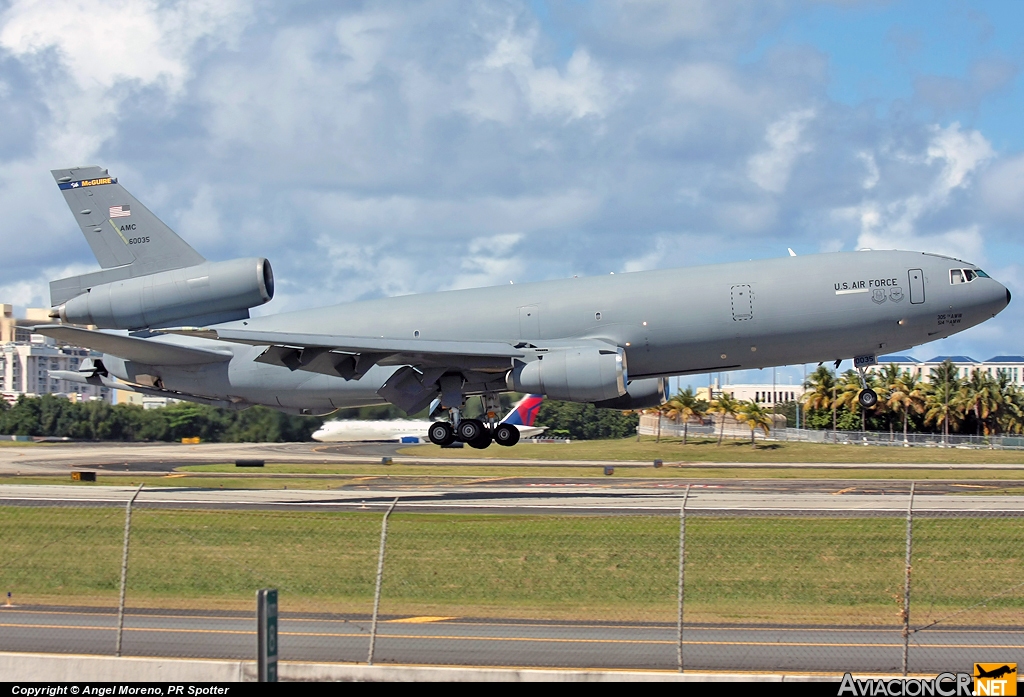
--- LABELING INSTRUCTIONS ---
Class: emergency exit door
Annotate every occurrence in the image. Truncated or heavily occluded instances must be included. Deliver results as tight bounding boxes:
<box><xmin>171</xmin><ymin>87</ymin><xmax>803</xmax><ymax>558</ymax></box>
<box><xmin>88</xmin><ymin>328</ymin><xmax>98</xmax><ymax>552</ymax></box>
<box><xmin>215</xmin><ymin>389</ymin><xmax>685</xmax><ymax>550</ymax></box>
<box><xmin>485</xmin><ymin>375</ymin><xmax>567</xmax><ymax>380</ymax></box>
<box><xmin>731</xmin><ymin>284</ymin><xmax>753</xmax><ymax>321</ymax></box>
<box><xmin>908</xmin><ymin>269</ymin><xmax>925</xmax><ymax>304</ymax></box>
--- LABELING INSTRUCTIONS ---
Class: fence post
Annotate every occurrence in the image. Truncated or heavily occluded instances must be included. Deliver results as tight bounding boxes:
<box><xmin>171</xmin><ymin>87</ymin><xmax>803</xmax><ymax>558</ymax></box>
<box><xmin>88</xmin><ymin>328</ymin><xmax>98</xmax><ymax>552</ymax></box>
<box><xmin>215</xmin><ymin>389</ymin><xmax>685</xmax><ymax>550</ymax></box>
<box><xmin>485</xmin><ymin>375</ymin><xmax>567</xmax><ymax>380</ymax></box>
<box><xmin>901</xmin><ymin>481</ymin><xmax>915</xmax><ymax>676</ymax></box>
<box><xmin>677</xmin><ymin>484</ymin><xmax>691</xmax><ymax>673</ymax></box>
<box><xmin>115</xmin><ymin>483</ymin><xmax>144</xmax><ymax>657</ymax></box>
<box><xmin>367</xmin><ymin>497</ymin><xmax>399</xmax><ymax>666</ymax></box>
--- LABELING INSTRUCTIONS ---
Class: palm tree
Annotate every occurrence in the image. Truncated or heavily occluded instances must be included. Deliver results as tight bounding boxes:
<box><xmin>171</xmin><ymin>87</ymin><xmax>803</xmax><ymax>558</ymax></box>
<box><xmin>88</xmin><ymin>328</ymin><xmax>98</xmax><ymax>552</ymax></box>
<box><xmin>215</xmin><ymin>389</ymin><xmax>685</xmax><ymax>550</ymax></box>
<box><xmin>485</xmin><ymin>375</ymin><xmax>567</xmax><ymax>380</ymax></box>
<box><xmin>833</xmin><ymin>369</ymin><xmax>877</xmax><ymax>432</ymax></box>
<box><xmin>708</xmin><ymin>391</ymin><xmax>742</xmax><ymax>445</ymax></box>
<box><xmin>886</xmin><ymin>372</ymin><xmax>926</xmax><ymax>444</ymax></box>
<box><xmin>874</xmin><ymin>364</ymin><xmax>903</xmax><ymax>438</ymax></box>
<box><xmin>641</xmin><ymin>403</ymin><xmax>667</xmax><ymax>442</ymax></box>
<box><xmin>737</xmin><ymin>400</ymin><xmax>773</xmax><ymax>447</ymax></box>
<box><xmin>925</xmin><ymin>361</ymin><xmax>964</xmax><ymax>443</ymax></box>
<box><xmin>663</xmin><ymin>388</ymin><xmax>706</xmax><ymax>445</ymax></box>
<box><xmin>963</xmin><ymin>369</ymin><xmax>1002</xmax><ymax>436</ymax></box>
<box><xmin>802</xmin><ymin>366</ymin><xmax>836</xmax><ymax>412</ymax></box>
<box><xmin>802</xmin><ymin>365</ymin><xmax>836</xmax><ymax>437</ymax></box>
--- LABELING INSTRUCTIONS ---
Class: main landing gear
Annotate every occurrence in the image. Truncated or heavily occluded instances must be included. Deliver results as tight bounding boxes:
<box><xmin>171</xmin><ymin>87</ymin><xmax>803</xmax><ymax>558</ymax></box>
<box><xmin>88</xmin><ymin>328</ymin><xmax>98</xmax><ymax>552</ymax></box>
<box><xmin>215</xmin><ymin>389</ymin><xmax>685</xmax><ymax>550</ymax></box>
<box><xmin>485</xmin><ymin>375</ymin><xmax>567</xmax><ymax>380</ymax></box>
<box><xmin>427</xmin><ymin>418</ymin><xmax>520</xmax><ymax>449</ymax></box>
<box><xmin>426</xmin><ymin>400</ymin><xmax>520</xmax><ymax>449</ymax></box>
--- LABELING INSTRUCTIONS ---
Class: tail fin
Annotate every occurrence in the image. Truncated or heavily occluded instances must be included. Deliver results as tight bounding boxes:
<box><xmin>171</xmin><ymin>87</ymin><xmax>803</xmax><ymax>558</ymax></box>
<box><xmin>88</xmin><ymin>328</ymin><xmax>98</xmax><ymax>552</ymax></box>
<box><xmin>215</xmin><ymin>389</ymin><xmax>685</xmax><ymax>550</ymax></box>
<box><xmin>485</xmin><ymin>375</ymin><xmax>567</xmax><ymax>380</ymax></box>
<box><xmin>500</xmin><ymin>395</ymin><xmax>544</xmax><ymax>426</ymax></box>
<box><xmin>52</xmin><ymin>166</ymin><xmax>205</xmax><ymax>272</ymax></box>
<box><xmin>50</xmin><ymin>166</ymin><xmax>206</xmax><ymax>305</ymax></box>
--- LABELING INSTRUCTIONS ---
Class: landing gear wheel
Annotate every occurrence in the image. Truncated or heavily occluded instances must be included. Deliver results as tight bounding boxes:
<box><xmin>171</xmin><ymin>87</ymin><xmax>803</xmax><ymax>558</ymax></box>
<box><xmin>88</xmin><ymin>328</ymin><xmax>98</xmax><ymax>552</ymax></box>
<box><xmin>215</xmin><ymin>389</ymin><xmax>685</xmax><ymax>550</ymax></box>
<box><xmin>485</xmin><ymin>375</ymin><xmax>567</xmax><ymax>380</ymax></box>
<box><xmin>456</xmin><ymin>418</ymin><xmax>485</xmax><ymax>443</ymax></box>
<box><xmin>858</xmin><ymin>388</ymin><xmax>878</xmax><ymax>409</ymax></box>
<box><xmin>427</xmin><ymin>421</ymin><xmax>455</xmax><ymax>446</ymax></box>
<box><xmin>493</xmin><ymin>424</ymin><xmax>520</xmax><ymax>447</ymax></box>
<box><xmin>468</xmin><ymin>432</ymin><xmax>493</xmax><ymax>449</ymax></box>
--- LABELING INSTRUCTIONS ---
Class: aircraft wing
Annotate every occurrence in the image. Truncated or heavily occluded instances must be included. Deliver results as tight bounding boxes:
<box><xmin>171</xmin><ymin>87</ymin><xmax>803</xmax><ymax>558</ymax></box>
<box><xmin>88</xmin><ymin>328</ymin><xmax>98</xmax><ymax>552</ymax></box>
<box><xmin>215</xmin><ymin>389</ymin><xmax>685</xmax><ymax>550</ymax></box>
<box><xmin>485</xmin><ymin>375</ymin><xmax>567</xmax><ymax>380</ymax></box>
<box><xmin>166</xmin><ymin>327</ymin><xmax>524</xmax><ymax>378</ymax></box>
<box><xmin>34</xmin><ymin>325</ymin><xmax>233</xmax><ymax>366</ymax></box>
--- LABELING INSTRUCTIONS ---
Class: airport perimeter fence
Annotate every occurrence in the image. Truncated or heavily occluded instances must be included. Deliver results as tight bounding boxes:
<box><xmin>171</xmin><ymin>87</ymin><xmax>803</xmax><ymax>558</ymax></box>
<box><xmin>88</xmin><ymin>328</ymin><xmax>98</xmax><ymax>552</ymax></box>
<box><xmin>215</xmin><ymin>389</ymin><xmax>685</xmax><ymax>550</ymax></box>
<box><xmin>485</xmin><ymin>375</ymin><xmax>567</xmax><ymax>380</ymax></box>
<box><xmin>0</xmin><ymin>488</ymin><xmax>1022</xmax><ymax>675</ymax></box>
<box><xmin>643</xmin><ymin>416</ymin><xmax>1024</xmax><ymax>449</ymax></box>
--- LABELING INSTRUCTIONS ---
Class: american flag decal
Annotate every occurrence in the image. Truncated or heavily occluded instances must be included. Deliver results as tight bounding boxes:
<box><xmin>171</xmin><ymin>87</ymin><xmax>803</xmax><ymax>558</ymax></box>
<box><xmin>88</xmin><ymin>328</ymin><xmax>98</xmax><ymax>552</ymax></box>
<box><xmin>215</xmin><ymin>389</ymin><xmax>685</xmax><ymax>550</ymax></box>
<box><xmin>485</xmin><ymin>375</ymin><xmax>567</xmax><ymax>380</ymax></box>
<box><xmin>109</xmin><ymin>205</ymin><xmax>131</xmax><ymax>218</ymax></box>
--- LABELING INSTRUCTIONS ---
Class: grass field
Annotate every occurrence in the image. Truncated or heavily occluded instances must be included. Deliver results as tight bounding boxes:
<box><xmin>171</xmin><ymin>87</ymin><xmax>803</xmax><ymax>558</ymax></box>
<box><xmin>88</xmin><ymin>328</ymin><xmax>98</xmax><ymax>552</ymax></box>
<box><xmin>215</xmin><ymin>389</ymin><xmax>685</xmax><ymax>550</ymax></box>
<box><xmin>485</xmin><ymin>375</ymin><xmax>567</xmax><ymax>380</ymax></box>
<box><xmin>400</xmin><ymin>436</ymin><xmax>1024</xmax><ymax>464</ymax></box>
<box><xmin>1</xmin><ymin>505</ymin><xmax>1020</xmax><ymax>625</ymax></box>
<box><xmin>7</xmin><ymin>462</ymin><xmax>1024</xmax><ymax>490</ymax></box>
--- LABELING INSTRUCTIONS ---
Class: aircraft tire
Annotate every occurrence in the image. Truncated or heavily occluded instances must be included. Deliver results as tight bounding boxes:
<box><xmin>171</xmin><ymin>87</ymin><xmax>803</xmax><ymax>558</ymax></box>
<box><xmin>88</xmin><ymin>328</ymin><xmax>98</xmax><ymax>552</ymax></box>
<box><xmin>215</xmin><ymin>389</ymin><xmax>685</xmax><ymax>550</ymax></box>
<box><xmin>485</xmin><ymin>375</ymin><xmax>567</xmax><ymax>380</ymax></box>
<box><xmin>456</xmin><ymin>418</ymin><xmax>485</xmax><ymax>443</ymax></box>
<box><xmin>493</xmin><ymin>424</ymin><xmax>520</xmax><ymax>447</ymax></box>
<box><xmin>858</xmin><ymin>388</ymin><xmax>878</xmax><ymax>409</ymax></box>
<box><xmin>428</xmin><ymin>421</ymin><xmax>455</xmax><ymax>446</ymax></box>
<box><xmin>468</xmin><ymin>433</ymin><xmax>492</xmax><ymax>449</ymax></box>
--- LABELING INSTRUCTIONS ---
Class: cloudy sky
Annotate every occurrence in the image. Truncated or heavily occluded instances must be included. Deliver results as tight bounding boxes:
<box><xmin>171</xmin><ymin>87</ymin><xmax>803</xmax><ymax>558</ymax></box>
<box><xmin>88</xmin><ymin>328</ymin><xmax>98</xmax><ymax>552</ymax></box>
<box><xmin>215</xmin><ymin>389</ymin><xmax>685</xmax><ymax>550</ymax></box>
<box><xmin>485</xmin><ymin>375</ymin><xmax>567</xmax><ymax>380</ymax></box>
<box><xmin>1</xmin><ymin>0</ymin><xmax>1023</xmax><ymax>384</ymax></box>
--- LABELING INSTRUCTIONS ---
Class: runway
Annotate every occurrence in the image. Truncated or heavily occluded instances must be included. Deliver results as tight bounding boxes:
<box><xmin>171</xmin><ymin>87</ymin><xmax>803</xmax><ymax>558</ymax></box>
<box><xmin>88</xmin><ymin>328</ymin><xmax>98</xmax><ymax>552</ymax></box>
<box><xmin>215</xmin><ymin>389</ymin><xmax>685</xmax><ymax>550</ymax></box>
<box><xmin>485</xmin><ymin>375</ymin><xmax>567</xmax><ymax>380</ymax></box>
<box><xmin>2</xmin><ymin>483</ymin><xmax>1023</xmax><ymax>515</ymax></box>
<box><xmin>0</xmin><ymin>606</ymin><xmax>1017</xmax><ymax>673</ymax></box>
<box><xmin>2</xmin><ymin>441</ymin><xmax>1024</xmax><ymax>476</ymax></box>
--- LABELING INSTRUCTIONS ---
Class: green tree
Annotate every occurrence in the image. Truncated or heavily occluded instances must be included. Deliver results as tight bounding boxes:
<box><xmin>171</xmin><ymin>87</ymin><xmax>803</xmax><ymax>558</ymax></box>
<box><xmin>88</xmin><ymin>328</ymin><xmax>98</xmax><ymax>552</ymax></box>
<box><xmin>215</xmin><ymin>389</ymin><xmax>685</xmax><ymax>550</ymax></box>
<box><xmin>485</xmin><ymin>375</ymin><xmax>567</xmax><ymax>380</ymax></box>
<box><xmin>736</xmin><ymin>400</ymin><xmax>772</xmax><ymax>446</ymax></box>
<box><xmin>708</xmin><ymin>391</ymin><xmax>741</xmax><ymax>445</ymax></box>
<box><xmin>662</xmin><ymin>387</ymin><xmax>706</xmax><ymax>445</ymax></box>
<box><xmin>924</xmin><ymin>360</ymin><xmax>964</xmax><ymax>443</ymax></box>
<box><xmin>886</xmin><ymin>372</ymin><xmax>926</xmax><ymax>444</ymax></box>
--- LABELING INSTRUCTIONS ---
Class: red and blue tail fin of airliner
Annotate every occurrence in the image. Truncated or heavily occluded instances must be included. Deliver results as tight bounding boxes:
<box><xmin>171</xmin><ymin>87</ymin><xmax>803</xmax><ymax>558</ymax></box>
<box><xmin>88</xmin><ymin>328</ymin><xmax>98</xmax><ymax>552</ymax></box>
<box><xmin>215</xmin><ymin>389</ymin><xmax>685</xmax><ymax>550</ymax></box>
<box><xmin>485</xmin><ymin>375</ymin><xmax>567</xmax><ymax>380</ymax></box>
<box><xmin>500</xmin><ymin>395</ymin><xmax>544</xmax><ymax>427</ymax></box>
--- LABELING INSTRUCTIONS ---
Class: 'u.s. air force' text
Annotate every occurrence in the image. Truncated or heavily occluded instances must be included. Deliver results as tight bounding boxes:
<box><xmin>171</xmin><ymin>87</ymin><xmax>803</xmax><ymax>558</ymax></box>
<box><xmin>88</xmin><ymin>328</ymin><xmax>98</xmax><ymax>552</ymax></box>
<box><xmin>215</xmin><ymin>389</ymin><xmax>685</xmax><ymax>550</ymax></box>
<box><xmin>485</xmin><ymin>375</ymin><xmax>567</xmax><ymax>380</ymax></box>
<box><xmin>835</xmin><ymin>278</ymin><xmax>900</xmax><ymax>291</ymax></box>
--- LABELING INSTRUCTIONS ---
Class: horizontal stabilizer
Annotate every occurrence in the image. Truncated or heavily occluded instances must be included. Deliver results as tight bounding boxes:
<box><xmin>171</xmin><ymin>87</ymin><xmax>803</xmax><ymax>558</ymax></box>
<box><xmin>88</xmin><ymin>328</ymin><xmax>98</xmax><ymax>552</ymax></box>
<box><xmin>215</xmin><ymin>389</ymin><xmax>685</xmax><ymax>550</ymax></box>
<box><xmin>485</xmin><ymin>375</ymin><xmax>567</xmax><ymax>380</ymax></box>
<box><xmin>34</xmin><ymin>325</ymin><xmax>232</xmax><ymax>366</ymax></box>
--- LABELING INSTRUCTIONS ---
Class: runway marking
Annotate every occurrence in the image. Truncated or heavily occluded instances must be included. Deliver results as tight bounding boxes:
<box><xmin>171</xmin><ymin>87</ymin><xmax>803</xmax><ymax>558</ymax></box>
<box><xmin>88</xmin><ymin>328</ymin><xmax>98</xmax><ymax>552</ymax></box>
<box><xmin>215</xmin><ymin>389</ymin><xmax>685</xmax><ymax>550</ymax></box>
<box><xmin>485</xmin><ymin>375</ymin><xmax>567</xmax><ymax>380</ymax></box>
<box><xmin>4</xmin><ymin>622</ymin><xmax>1024</xmax><ymax>649</ymax></box>
<box><xmin>11</xmin><ymin>611</ymin><xmax>1024</xmax><ymax>635</ymax></box>
<box><xmin>387</xmin><ymin>616</ymin><xmax>458</xmax><ymax>624</ymax></box>
<box><xmin>7</xmin><ymin>611</ymin><xmax>1024</xmax><ymax>635</ymax></box>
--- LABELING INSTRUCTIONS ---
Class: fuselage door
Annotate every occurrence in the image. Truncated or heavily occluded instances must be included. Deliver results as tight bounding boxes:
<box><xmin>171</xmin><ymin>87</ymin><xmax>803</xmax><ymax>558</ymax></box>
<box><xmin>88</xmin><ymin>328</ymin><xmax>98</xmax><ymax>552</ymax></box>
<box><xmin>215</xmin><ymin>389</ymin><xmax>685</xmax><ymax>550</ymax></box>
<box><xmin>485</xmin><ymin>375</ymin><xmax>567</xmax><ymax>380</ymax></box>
<box><xmin>908</xmin><ymin>269</ymin><xmax>925</xmax><ymax>304</ymax></box>
<box><xmin>518</xmin><ymin>305</ymin><xmax>540</xmax><ymax>340</ymax></box>
<box><xmin>731</xmin><ymin>284</ymin><xmax>753</xmax><ymax>321</ymax></box>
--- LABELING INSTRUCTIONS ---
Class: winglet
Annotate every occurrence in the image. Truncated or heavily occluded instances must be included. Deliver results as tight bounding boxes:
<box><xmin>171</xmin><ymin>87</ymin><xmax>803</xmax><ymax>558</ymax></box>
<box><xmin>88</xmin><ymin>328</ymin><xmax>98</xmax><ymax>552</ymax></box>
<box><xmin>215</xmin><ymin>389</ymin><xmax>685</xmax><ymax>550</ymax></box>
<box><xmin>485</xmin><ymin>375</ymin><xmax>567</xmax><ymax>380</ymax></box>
<box><xmin>788</xmin><ymin>248</ymin><xmax>797</xmax><ymax>257</ymax></box>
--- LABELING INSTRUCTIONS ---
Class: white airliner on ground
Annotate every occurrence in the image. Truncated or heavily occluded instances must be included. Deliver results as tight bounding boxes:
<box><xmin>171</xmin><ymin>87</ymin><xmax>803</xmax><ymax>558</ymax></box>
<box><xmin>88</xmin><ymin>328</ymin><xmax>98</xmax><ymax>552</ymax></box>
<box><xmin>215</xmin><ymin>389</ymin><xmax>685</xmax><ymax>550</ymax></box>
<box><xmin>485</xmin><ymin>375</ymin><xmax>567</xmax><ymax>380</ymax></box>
<box><xmin>312</xmin><ymin>395</ymin><xmax>546</xmax><ymax>444</ymax></box>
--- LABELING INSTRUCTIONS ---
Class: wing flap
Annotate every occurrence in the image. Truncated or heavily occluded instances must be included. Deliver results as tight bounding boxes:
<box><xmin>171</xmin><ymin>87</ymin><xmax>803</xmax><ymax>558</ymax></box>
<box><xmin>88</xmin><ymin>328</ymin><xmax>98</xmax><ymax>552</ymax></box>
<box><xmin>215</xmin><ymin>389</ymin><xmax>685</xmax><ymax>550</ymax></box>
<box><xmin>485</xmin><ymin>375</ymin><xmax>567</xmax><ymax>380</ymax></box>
<box><xmin>34</xmin><ymin>325</ymin><xmax>232</xmax><ymax>366</ymax></box>
<box><xmin>166</xmin><ymin>327</ymin><xmax>523</xmax><ymax>378</ymax></box>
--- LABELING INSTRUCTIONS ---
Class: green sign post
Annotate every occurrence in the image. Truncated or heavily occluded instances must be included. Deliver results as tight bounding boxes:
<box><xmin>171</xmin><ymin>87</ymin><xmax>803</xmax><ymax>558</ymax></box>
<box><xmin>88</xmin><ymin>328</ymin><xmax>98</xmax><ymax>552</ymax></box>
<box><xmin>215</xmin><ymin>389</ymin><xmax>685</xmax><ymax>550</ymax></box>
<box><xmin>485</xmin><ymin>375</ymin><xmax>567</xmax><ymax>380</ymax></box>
<box><xmin>257</xmin><ymin>589</ymin><xmax>278</xmax><ymax>682</ymax></box>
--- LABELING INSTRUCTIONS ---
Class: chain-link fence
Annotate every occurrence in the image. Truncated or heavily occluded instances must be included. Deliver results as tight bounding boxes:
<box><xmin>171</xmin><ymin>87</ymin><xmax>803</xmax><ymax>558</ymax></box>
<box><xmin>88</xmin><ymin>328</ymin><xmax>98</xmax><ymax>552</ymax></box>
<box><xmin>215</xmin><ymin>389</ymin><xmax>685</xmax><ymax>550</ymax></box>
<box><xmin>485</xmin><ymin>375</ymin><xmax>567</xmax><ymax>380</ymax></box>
<box><xmin>0</xmin><ymin>486</ymin><xmax>1021</xmax><ymax>674</ymax></box>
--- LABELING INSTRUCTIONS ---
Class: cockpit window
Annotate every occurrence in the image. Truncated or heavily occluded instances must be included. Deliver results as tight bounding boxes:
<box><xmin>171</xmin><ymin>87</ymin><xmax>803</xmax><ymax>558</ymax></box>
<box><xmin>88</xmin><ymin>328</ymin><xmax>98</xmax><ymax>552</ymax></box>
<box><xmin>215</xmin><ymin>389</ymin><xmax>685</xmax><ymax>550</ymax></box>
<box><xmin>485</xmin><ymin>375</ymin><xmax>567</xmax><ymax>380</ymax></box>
<box><xmin>950</xmin><ymin>268</ymin><xmax>984</xmax><ymax>284</ymax></box>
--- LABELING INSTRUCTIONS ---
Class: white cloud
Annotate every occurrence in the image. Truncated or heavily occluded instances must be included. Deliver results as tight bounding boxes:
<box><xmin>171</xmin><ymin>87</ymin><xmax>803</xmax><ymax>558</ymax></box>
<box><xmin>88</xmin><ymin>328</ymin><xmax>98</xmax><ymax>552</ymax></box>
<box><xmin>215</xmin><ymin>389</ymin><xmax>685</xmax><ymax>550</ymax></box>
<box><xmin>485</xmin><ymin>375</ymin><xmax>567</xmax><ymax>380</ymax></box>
<box><xmin>747</xmin><ymin>108</ymin><xmax>816</xmax><ymax>193</ymax></box>
<box><xmin>851</xmin><ymin>124</ymin><xmax>993</xmax><ymax>261</ymax></box>
<box><xmin>464</xmin><ymin>28</ymin><xmax>620</xmax><ymax>123</ymax></box>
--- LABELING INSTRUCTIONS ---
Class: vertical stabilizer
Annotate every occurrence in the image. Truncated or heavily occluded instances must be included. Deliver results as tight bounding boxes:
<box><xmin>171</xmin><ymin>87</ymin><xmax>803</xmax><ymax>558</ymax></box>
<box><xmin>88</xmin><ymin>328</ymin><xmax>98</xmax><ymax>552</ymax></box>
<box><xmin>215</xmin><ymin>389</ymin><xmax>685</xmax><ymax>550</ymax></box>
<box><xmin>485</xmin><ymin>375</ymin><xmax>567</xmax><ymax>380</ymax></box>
<box><xmin>51</xmin><ymin>166</ymin><xmax>205</xmax><ymax>275</ymax></box>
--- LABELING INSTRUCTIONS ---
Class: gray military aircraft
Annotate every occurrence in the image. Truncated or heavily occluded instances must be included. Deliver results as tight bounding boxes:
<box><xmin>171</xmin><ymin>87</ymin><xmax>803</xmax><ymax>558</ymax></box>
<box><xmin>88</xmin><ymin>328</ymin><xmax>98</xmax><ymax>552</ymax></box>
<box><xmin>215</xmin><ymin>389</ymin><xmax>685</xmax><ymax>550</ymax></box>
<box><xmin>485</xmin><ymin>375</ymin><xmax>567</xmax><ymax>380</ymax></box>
<box><xmin>38</xmin><ymin>166</ymin><xmax>1010</xmax><ymax>448</ymax></box>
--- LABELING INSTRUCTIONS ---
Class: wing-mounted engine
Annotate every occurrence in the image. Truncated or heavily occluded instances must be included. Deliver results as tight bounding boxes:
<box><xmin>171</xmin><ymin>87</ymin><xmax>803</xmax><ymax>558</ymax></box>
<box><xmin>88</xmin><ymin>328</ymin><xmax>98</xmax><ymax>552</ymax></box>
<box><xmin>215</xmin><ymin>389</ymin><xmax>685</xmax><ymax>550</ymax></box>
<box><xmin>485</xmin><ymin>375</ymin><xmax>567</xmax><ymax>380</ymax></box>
<box><xmin>592</xmin><ymin>377</ymin><xmax>668</xmax><ymax>409</ymax></box>
<box><xmin>509</xmin><ymin>345</ymin><xmax>627</xmax><ymax>402</ymax></box>
<box><xmin>52</xmin><ymin>257</ymin><xmax>275</xmax><ymax>330</ymax></box>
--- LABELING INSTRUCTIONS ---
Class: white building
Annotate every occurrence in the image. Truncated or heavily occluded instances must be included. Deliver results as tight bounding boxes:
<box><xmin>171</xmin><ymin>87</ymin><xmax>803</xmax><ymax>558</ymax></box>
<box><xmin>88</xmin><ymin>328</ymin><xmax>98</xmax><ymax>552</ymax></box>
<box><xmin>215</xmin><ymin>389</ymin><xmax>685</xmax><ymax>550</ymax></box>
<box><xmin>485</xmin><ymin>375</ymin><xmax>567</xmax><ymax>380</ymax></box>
<box><xmin>0</xmin><ymin>304</ymin><xmax>112</xmax><ymax>404</ymax></box>
<box><xmin>873</xmin><ymin>355</ymin><xmax>1024</xmax><ymax>385</ymax></box>
<box><xmin>697</xmin><ymin>384</ymin><xmax>805</xmax><ymax>405</ymax></box>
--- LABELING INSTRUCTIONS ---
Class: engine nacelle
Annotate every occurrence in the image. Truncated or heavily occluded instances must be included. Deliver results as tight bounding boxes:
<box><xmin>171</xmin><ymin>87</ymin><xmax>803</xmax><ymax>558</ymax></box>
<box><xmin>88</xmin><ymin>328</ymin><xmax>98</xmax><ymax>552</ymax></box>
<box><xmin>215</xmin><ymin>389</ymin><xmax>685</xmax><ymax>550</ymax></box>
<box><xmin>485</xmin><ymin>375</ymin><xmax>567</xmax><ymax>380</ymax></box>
<box><xmin>510</xmin><ymin>346</ymin><xmax>627</xmax><ymax>402</ymax></box>
<box><xmin>592</xmin><ymin>377</ymin><xmax>668</xmax><ymax>410</ymax></box>
<box><xmin>56</xmin><ymin>258</ymin><xmax>274</xmax><ymax>330</ymax></box>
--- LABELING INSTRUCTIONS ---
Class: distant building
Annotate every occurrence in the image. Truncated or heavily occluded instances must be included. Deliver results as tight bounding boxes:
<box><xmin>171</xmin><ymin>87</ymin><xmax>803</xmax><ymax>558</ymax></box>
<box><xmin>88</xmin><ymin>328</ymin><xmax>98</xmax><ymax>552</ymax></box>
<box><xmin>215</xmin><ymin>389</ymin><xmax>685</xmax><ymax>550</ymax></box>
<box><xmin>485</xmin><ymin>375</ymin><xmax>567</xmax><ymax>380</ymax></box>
<box><xmin>115</xmin><ymin>389</ymin><xmax>177</xmax><ymax>409</ymax></box>
<box><xmin>697</xmin><ymin>384</ymin><xmax>805</xmax><ymax>404</ymax></box>
<box><xmin>0</xmin><ymin>304</ymin><xmax>112</xmax><ymax>404</ymax></box>
<box><xmin>873</xmin><ymin>355</ymin><xmax>1024</xmax><ymax>385</ymax></box>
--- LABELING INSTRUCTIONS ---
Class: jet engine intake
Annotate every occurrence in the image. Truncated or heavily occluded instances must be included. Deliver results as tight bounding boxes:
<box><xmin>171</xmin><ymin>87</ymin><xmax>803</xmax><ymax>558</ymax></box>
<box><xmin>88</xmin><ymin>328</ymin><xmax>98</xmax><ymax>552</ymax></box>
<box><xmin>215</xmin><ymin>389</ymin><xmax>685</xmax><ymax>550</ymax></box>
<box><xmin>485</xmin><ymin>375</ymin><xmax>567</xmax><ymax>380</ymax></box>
<box><xmin>510</xmin><ymin>346</ymin><xmax>627</xmax><ymax>402</ymax></box>
<box><xmin>592</xmin><ymin>377</ymin><xmax>668</xmax><ymax>410</ymax></box>
<box><xmin>55</xmin><ymin>258</ymin><xmax>274</xmax><ymax>330</ymax></box>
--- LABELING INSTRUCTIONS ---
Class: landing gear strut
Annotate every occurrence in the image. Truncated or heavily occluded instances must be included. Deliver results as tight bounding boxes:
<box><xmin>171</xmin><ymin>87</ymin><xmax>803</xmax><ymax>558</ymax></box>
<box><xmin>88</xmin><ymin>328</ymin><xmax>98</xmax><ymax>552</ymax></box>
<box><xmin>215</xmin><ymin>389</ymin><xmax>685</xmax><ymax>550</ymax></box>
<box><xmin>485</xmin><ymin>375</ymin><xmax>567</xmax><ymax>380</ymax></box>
<box><xmin>427</xmin><ymin>393</ymin><xmax>519</xmax><ymax>449</ymax></box>
<box><xmin>856</xmin><ymin>366</ymin><xmax>878</xmax><ymax>408</ymax></box>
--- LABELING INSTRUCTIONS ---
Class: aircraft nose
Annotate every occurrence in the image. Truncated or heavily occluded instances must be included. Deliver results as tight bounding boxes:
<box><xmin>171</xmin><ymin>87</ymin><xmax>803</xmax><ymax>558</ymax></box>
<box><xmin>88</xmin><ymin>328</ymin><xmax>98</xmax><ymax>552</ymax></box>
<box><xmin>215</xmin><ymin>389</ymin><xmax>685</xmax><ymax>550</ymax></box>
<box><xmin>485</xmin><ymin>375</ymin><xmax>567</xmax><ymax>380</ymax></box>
<box><xmin>1007</xmin><ymin>287</ymin><xmax>1012</xmax><ymax>307</ymax></box>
